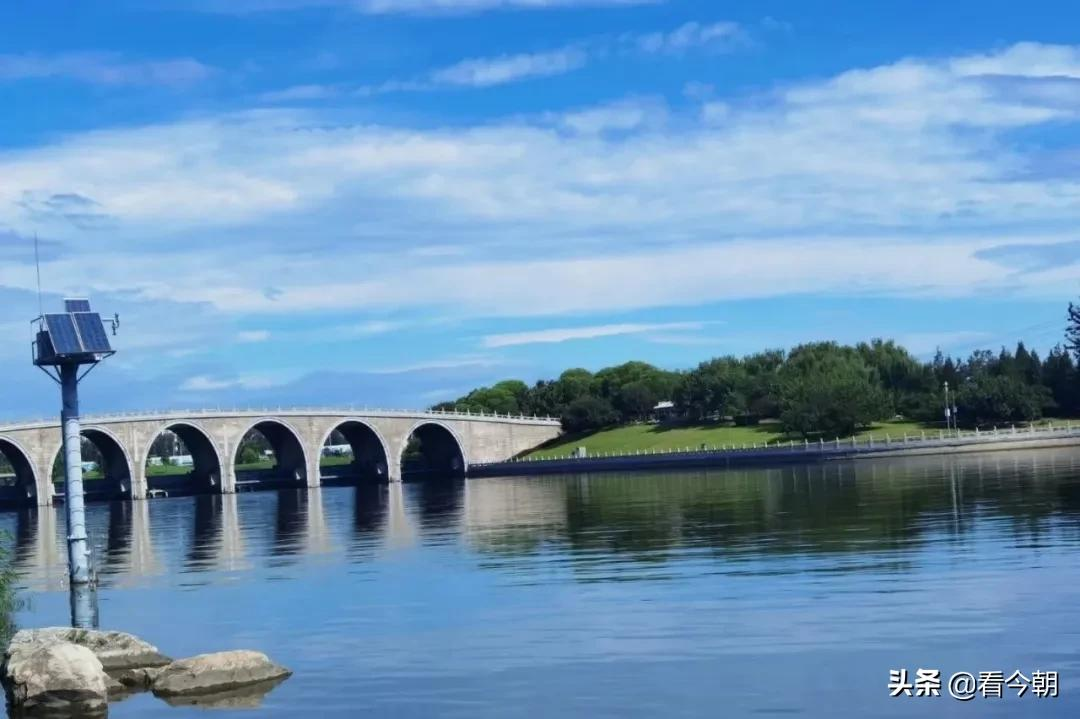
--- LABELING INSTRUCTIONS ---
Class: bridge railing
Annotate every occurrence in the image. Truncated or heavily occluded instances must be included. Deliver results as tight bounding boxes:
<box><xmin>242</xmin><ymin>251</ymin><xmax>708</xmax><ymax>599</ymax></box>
<box><xmin>0</xmin><ymin>406</ymin><xmax>561</xmax><ymax>430</ymax></box>
<box><xmin>475</xmin><ymin>421</ymin><xmax>1080</xmax><ymax>467</ymax></box>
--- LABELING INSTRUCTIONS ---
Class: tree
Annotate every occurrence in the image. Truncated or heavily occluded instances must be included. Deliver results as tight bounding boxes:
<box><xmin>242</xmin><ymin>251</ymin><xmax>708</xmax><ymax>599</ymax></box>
<box><xmin>1043</xmin><ymin>345</ymin><xmax>1079</xmax><ymax>416</ymax></box>
<box><xmin>614</xmin><ymin>381</ymin><xmax>659</xmax><ymax>422</ymax></box>
<box><xmin>561</xmin><ymin>396</ymin><xmax>618</xmax><ymax>434</ymax></box>
<box><xmin>954</xmin><ymin>375</ymin><xmax>1048</xmax><ymax>426</ymax></box>
<box><xmin>239</xmin><ymin>444</ymin><xmax>263</xmax><ymax>465</ymax></box>
<box><xmin>778</xmin><ymin>342</ymin><xmax>890</xmax><ymax>437</ymax></box>
<box><xmin>1069</xmin><ymin>301</ymin><xmax>1080</xmax><ymax>361</ymax></box>
<box><xmin>460</xmin><ymin>385</ymin><xmax>520</xmax><ymax>414</ymax></box>
<box><xmin>858</xmin><ymin>339</ymin><xmax>934</xmax><ymax>416</ymax></box>
<box><xmin>493</xmin><ymin>380</ymin><xmax>529</xmax><ymax>409</ymax></box>
<box><xmin>673</xmin><ymin>357</ymin><xmax>746</xmax><ymax>421</ymax></box>
<box><xmin>556</xmin><ymin>368</ymin><xmax>595</xmax><ymax>406</ymax></box>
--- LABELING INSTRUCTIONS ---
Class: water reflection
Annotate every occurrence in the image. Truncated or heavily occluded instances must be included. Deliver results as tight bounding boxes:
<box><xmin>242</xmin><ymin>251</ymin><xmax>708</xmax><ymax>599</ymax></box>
<box><xmin>2</xmin><ymin>448</ymin><xmax>1080</xmax><ymax>591</ymax></box>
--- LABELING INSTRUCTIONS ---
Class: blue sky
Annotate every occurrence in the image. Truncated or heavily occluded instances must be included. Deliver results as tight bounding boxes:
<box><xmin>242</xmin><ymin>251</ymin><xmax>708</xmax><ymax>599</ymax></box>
<box><xmin>1</xmin><ymin>0</ymin><xmax>1079</xmax><ymax>419</ymax></box>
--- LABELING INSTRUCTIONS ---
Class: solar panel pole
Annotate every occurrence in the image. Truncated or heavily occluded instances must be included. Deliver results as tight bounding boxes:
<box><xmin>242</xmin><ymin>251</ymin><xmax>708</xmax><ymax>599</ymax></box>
<box><xmin>59</xmin><ymin>362</ymin><xmax>93</xmax><ymax>588</ymax></box>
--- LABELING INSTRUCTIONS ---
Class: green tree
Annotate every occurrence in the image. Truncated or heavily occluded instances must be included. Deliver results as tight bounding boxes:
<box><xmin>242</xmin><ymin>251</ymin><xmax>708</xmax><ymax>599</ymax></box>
<box><xmin>461</xmin><ymin>386</ymin><xmax>520</xmax><ymax>414</ymax></box>
<box><xmin>1068</xmin><ymin>301</ymin><xmax>1080</xmax><ymax>361</ymax></box>
<box><xmin>955</xmin><ymin>375</ymin><xmax>1049</xmax><ymax>426</ymax></box>
<box><xmin>556</xmin><ymin>368</ymin><xmax>595</xmax><ymax>406</ymax></box>
<box><xmin>674</xmin><ymin>357</ymin><xmax>747</xmax><ymax>421</ymax></box>
<box><xmin>561</xmin><ymin>396</ymin><xmax>619</xmax><ymax>433</ymax></box>
<box><xmin>741</xmin><ymin>350</ymin><xmax>784</xmax><ymax>419</ymax></box>
<box><xmin>1041</xmin><ymin>345</ymin><xmax>1078</xmax><ymax>416</ymax></box>
<box><xmin>858</xmin><ymin>339</ymin><xmax>935</xmax><ymax>416</ymax></box>
<box><xmin>239</xmin><ymin>444</ymin><xmax>264</xmax><ymax>465</ymax></box>
<box><xmin>614</xmin><ymin>380</ymin><xmax>659</xmax><ymax>422</ymax></box>
<box><xmin>778</xmin><ymin>342</ymin><xmax>890</xmax><ymax>437</ymax></box>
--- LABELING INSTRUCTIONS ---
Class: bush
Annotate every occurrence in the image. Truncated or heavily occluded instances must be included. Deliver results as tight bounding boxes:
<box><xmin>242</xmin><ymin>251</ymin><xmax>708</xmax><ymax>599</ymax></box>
<box><xmin>955</xmin><ymin>375</ymin><xmax>1050</xmax><ymax>426</ymax></box>
<box><xmin>561</xmin><ymin>397</ymin><xmax>619</xmax><ymax>434</ymax></box>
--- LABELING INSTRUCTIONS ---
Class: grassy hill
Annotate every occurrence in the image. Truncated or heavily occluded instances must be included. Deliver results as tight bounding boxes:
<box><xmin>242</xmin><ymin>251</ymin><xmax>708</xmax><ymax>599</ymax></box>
<box><xmin>525</xmin><ymin>417</ymin><xmax>1073</xmax><ymax>459</ymax></box>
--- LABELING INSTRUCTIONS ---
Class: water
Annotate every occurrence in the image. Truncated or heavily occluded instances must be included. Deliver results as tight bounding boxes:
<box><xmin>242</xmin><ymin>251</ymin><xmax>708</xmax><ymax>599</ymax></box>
<box><xmin>3</xmin><ymin>448</ymin><xmax>1080</xmax><ymax>717</ymax></box>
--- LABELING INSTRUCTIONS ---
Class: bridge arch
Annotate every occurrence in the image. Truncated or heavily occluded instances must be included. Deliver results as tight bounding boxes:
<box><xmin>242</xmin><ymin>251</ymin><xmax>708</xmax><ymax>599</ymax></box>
<box><xmin>0</xmin><ymin>435</ymin><xmax>40</xmax><ymax>506</ymax></box>
<box><xmin>50</xmin><ymin>426</ymin><xmax>134</xmax><ymax>502</ymax></box>
<box><xmin>143</xmin><ymin>422</ymin><xmax>223</xmax><ymax>497</ymax></box>
<box><xmin>318</xmin><ymin>419</ymin><xmax>391</xmax><ymax>485</ymax></box>
<box><xmin>233</xmin><ymin>418</ymin><xmax>308</xmax><ymax>489</ymax></box>
<box><xmin>401</xmin><ymin>420</ymin><xmax>468</xmax><ymax>480</ymax></box>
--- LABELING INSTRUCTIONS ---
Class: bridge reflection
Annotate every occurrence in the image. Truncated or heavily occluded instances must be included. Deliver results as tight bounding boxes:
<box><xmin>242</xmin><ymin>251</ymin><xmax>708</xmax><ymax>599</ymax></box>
<box><xmin>3</xmin><ymin>449</ymin><xmax>1080</xmax><ymax>593</ymax></box>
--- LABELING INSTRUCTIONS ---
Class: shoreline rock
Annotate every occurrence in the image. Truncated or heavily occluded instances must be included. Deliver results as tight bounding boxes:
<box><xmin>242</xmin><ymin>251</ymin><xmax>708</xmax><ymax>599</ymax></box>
<box><xmin>7</xmin><ymin>628</ymin><xmax>171</xmax><ymax>672</ymax></box>
<box><xmin>3</xmin><ymin>628</ymin><xmax>291</xmax><ymax>714</ymax></box>
<box><xmin>2</xmin><ymin>640</ymin><xmax>108</xmax><ymax>716</ymax></box>
<box><xmin>152</xmin><ymin>650</ymin><xmax>292</xmax><ymax>698</ymax></box>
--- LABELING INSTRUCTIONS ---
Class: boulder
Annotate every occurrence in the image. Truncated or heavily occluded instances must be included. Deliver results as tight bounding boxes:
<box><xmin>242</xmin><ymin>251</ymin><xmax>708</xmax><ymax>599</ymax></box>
<box><xmin>157</xmin><ymin>676</ymin><xmax>288</xmax><ymax>708</ymax></box>
<box><xmin>112</xmin><ymin>666</ymin><xmax>162</xmax><ymax>690</ymax></box>
<box><xmin>2</xmin><ymin>640</ymin><xmax>108</xmax><ymax>716</ymax></box>
<box><xmin>7</xmin><ymin>628</ymin><xmax>170</xmax><ymax>672</ymax></box>
<box><xmin>152</xmin><ymin>650</ymin><xmax>291</xmax><ymax>698</ymax></box>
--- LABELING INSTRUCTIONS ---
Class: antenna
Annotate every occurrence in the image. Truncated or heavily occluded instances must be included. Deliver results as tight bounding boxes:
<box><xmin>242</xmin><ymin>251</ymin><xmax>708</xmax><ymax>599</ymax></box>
<box><xmin>34</xmin><ymin>234</ymin><xmax>43</xmax><ymax>318</ymax></box>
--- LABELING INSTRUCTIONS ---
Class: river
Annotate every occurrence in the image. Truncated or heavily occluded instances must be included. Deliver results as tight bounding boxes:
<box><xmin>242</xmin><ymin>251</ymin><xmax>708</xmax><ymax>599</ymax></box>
<box><xmin>3</xmin><ymin>448</ymin><xmax>1080</xmax><ymax>717</ymax></box>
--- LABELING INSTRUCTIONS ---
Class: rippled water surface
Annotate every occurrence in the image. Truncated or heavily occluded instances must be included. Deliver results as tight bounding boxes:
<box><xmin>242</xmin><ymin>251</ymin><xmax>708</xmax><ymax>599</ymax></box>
<box><xmin>4</xmin><ymin>448</ymin><xmax>1080</xmax><ymax>717</ymax></box>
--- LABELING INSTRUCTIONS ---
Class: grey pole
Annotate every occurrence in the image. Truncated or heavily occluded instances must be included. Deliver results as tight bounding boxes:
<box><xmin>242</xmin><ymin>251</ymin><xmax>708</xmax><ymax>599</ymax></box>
<box><xmin>60</xmin><ymin>363</ymin><xmax>93</xmax><ymax>587</ymax></box>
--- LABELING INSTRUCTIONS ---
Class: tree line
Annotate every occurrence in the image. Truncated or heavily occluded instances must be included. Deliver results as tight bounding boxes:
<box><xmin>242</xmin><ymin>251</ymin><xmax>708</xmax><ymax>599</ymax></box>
<box><xmin>433</xmin><ymin>301</ymin><xmax>1080</xmax><ymax>439</ymax></box>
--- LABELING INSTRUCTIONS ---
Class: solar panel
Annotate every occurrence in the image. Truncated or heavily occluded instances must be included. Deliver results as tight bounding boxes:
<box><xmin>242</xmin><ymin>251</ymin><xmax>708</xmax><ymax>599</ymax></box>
<box><xmin>64</xmin><ymin>299</ymin><xmax>92</xmax><ymax>313</ymax></box>
<box><xmin>44</xmin><ymin>314</ymin><xmax>83</xmax><ymax>355</ymax></box>
<box><xmin>74</xmin><ymin>313</ymin><xmax>112</xmax><ymax>353</ymax></box>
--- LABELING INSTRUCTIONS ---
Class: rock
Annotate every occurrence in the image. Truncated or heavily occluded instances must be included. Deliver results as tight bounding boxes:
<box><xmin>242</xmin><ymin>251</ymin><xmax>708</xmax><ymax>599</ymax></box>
<box><xmin>2</xmin><ymin>640</ymin><xmax>108</xmax><ymax>716</ymax></box>
<box><xmin>112</xmin><ymin>666</ymin><xmax>162</xmax><ymax>690</ymax></box>
<box><xmin>157</xmin><ymin>676</ymin><xmax>288</xmax><ymax>708</ymax></box>
<box><xmin>7</xmin><ymin>628</ymin><xmax>170</xmax><ymax>672</ymax></box>
<box><xmin>152</xmin><ymin>650</ymin><xmax>291</xmax><ymax>698</ymax></box>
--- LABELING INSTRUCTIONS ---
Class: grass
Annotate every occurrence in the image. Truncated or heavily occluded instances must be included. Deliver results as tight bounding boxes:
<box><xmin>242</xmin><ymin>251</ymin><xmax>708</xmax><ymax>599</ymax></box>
<box><xmin>145</xmin><ymin>464</ymin><xmax>194</xmax><ymax>477</ymax></box>
<box><xmin>319</xmin><ymin>455</ymin><xmax>353</xmax><ymax>467</ymax></box>
<box><xmin>525</xmin><ymin>417</ymin><xmax>1078</xmax><ymax>459</ymax></box>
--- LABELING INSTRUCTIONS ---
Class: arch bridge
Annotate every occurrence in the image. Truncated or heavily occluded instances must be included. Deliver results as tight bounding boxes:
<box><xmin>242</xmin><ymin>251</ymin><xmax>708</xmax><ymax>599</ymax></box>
<box><xmin>0</xmin><ymin>408</ymin><xmax>561</xmax><ymax>506</ymax></box>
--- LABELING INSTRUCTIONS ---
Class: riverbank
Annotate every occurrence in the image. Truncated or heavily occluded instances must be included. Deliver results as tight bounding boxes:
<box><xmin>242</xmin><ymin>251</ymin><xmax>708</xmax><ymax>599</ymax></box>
<box><xmin>524</xmin><ymin>417</ymin><xmax>1074</xmax><ymax>459</ymax></box>
<box><xmin>474</xmin><ymin>422</ymin><xmax>1080</xmax><ymax>477</ymax></box>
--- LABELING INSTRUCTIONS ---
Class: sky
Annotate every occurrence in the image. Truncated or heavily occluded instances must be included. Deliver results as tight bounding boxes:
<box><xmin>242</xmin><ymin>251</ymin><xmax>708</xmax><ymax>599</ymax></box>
<box><xmin>1</xmin><ymin>0</ymin><xmax>1079</xmax><ymax>420</ymax></box>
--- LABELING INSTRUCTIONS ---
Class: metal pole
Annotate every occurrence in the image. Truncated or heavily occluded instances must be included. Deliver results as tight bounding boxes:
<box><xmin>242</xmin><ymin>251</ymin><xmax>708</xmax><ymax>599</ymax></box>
<box><xmin>60</xmin><ymin>364</ymin><xmax>93</xmax><ymax>587</ymax></box>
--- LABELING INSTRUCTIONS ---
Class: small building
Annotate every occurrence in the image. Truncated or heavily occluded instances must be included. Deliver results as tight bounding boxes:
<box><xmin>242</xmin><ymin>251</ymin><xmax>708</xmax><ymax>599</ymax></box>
<box><xmin>651</xmin><ymin>400</ymin><xmax>678</xmax><ymax>423</ymax></box>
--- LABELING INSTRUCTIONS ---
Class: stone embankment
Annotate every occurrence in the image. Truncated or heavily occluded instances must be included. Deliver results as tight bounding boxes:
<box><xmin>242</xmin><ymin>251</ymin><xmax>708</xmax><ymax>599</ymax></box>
<box><xmin>1</xmin><ymin>628</ymin><xmax>290</xmax><ymax>716</ymax></box>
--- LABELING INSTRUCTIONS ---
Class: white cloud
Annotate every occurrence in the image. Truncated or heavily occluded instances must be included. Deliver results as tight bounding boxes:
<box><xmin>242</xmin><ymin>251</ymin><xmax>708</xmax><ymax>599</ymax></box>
<box><xmin>237</xmin><ymin>330</ymin><xmax>271</xmax><ymax>342</ymax></box>
<box><xmin>483</xmin><ymin>321</ymin><xmax>705</xmax><ymax>347</ymax></box>
<box><xmin>634</xmin><ymin>21</ymin><xmax>746</xmax><ymax>54</ymax></box>
<box><xmin>557</xmin><ymin>98</ymin><xmax>667</xmax><ymax>134</ymax></box>
<box><xmin>950</xmin><ymin>42</ymin><xmax>1080</xmax><ymax>79</ymax></box>
<box><xmin>0</xmin><ymin>53</ymin><xmax>214</xmax><ymax>87</ymax></box>
<box><xmin>367</xmin><ymin>356</ymin><xmax>507</xmax><ymax>373</ymax></box>
<box><xmin>259</xmin><ymin>84</ymin><xmax>340</xmax><ymax>102</ymax></box>
<box><xmin>180</xmin><ymin>374</ymin><xmax>282</xmax><ymax>391</ymax></box>
<box><xmin>3</xmin><ymin>42</ymin><xmax>1080</xmax><ymax>324</ymax></box>
<box><xmin>429</xmin><ymin>48</ymin><xmax>588</xmax><ymax>87</ymax></box>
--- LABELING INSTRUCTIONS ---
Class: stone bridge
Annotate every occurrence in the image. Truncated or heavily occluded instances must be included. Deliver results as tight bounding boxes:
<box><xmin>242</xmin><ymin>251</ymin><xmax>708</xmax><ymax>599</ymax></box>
<box><xmin>0</xmin><ymin>408</ymin><xmax>562</xmax><ymax>506</ymax></box>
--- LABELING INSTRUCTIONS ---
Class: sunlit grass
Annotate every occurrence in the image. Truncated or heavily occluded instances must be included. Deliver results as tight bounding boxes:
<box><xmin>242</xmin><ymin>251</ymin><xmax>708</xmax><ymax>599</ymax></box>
<box><xmin>525</xmin><ymin>417</ymin><xmax>1077</xmax><ymax>458</ymax></box>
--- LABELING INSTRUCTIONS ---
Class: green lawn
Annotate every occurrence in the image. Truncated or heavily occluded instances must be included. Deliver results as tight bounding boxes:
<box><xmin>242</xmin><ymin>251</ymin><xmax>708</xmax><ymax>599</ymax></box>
<box><xmin>145</xmin><ymin>464</ymin><xmax>193</xmax><ymax>477</ymax></box>
<box><xmin>525</xmin><ymin>417</ymin><xmax>1077</xmax><ymax>459</ymax></box>
<box><xmin>319</xmin><ymin>455</ymin><xmax>353</xmax><ymax>467</ymax></box>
